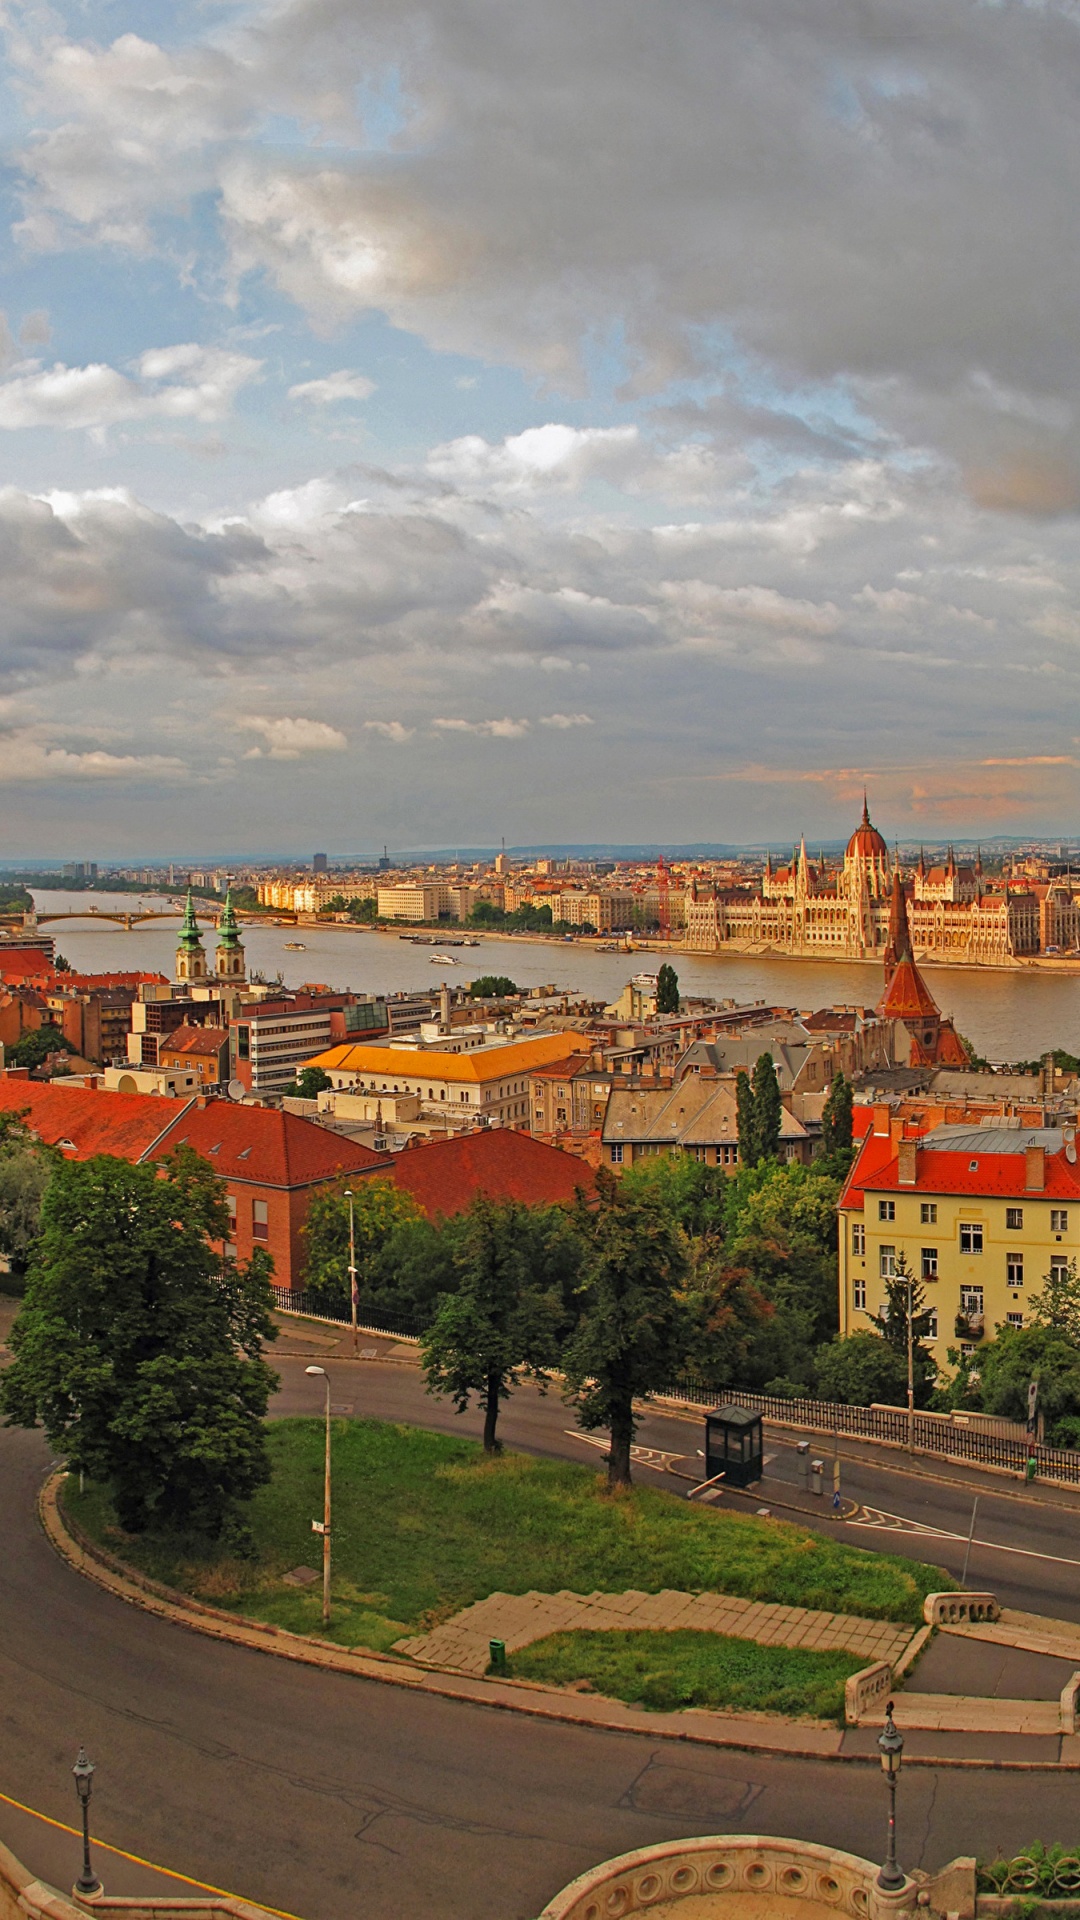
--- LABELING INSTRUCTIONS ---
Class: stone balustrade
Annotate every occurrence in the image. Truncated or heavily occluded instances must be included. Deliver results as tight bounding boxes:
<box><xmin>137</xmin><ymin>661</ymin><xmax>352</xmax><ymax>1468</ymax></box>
<box><xmin>844</xmin><ymin>1660</ymin><xmax>893</xmax><ymax>1725</ymax></box>
<box><xmin>923</xmin><ymin>1591</ymin><xmax>1000</xmax><ymax>1626</ymax></box>
<box><xmin>0</xmin><ymin>1838</ymin><xmax>278</xmax><ymax>1920</ymax></box>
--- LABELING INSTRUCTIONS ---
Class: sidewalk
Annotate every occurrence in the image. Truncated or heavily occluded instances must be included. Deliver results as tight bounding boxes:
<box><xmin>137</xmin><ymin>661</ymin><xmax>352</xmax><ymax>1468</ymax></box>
<box><xmin>394</xmin><ymin>1587</ymin><xmax>914</xmax><ymax>1676</ymax></box>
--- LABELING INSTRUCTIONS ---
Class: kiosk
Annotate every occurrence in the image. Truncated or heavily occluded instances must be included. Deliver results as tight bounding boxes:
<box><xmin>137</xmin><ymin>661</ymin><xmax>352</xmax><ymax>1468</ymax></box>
<box><xmin>704</xmin><ymin>1404</ymin><xmax>764</xmax><ymax>1489</ymax></box>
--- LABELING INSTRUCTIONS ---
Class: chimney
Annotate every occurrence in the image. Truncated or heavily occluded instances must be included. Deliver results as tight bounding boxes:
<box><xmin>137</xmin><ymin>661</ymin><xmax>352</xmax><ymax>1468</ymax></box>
<box><xmin>873</xmin><ymin>1103</ymin><xmax>891</xmax><ymax>1136</ymax></box>
<box><xmin>1025</xmin><ymin>1143</ymin><xmax>1046</xmax><ymax>1191</ymax></box>
<box><xmin>897</xmin><ymin>1140</ymin><xmax>918</xmax><ymax>1186</ymax></box>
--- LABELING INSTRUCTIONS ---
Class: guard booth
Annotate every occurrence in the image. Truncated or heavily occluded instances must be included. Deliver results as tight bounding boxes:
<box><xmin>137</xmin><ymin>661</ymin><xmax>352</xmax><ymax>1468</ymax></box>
<box><xmin>704</xmin><ymin>1404</ymin><xmax>764</xmax><ymax>1489</ymax></box>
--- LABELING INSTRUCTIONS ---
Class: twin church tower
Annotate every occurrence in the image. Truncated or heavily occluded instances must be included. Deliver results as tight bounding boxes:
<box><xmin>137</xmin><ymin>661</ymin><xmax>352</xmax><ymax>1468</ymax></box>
<box><xmin>175</xmin><ymin>890</ymin><xmax>246</xmax><ymax>986</ymax></box>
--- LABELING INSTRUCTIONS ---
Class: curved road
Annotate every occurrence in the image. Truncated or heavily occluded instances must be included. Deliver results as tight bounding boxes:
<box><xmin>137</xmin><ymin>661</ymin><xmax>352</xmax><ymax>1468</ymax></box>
<box><xmin>4</xmin><ymin>1357</ymin><xmax>1080</xmax><ymax>1920</ymax></box>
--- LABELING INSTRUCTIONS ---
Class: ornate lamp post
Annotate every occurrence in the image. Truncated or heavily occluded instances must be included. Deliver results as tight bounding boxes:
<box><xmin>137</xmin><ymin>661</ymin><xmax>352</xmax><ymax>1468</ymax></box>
<box><xmin>876</xmin><ymin>1701</ymin><xmax>905</xmax><ymax>1891</ymax></box>
<box><xmin>344</xmin><ymin>1187</ymin><xmax>357</xmax><ymax>1355</ymax></box>
<box><xmin>72</xmin><ymin>1748</ymin><xmax>102</xmax><ymax>1898</ymax></box>
<box><xmin>305</xmin><ymin>1365</ymin><xmax>332</xmax><ymax>1627</ymax></box>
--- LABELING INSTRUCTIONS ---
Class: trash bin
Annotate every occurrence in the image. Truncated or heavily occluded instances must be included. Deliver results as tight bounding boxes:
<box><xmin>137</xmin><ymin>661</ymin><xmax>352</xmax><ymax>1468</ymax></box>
<box><xmin>1026</xmin><ymin>1457</ymin><xmax>1037</xmax><ymax>1483</ymax></box>
<box><xmin>489</xmin><ymin>1638</ymin><xmax>507</xmax><ymax>1674</ymax></box>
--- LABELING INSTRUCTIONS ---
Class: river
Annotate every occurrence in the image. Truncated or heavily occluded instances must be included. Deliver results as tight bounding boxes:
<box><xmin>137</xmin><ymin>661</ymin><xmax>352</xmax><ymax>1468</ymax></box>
<box><xmin>25</xmin><ymin>889</ymin><xmax>1080</xmax><ymax>1065</ymax></box>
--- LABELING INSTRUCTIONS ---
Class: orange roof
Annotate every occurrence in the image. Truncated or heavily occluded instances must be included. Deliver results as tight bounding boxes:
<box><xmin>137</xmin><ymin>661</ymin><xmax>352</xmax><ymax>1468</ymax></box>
<box><xmin>0</xmin><ymin>1078</ymin><xmax>182</xmax><ymax>1162</ymax></box>
<box><xmin>149</xmin><ymin>1102</ymin><xmax>385</xmax><ymax>1187</ymax></box>
<box><xmin>846</xmin><ymin>798</ymin><xmax>889</xmax><ymax>861</ymax></box>
<box><xmin>384</xmin><ymin>1128</ymin><xmax>598</xmax><ymax>1219</ymax></box>
<box><xmin>308</xmin><ymin>1032</ymin><xmax>589</xmax><ymax>1084</ymax></box>
<box><xmin>528</xmin><ymin>1055</ymin><xmax>594</xmax><ymax>1082</ymax></box>
<box><xmin>0</xmin><ymin>949</ymin><xmax>55</xmax><ymax>982</ymax></box>
<box><xmin>878</xmin><ymin>955</ymin><xmax>941</xmax><ymax>1021</ymax></box>
<box><xmin>159</xmin><ymin>1025</ymin><xmax>229</xmax><ymax>1057</ymax></box>
<box><xmin>841</xmin><ymin>1123</ymin><xmax>1080</xmax><ymax>1205</ymax></box>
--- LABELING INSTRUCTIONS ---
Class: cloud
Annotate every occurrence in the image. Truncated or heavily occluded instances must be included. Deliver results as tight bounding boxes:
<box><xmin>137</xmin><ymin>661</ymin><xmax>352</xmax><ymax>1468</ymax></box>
<box><xmin>0</xmin><ymin>345</ymin><xmax>261</xmax><ymax>432</ymax></box>
<box><xmin>538</xmin><ymin>712</ymin><xmax>593</xmax><ymax>728</ymax></box>
<box><xmin>0</xmin><ymin>729</ymin><xmax>185</xmax><ymax>782</ymax></box>
<box><xmin>363</xmin><ymin>719</ymin><xmax>414</xmax><ymax>741</ymax></box>
<box><xmin>427</xmin><ymin>424</ymin><xmax>640</xmax><ymax>492</ymax></box>
<box><xmin>236</xmin><ymin>714</ymin><xmax>348</xmax><ymax>757</ymax></box>
<box><xmin>288</xmin><ymin>369</ymin><xmax>376</xmax><ymax>406</ymax></box>
<box><xmin>432</xmin><ymin>716</ymin><xmax>530</xmax><ymax>738</ymax></box>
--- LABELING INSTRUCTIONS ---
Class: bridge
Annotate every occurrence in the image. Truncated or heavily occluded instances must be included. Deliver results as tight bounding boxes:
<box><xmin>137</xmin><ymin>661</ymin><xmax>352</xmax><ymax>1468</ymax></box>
<box><xmin>9</xmin><ymin>906</ymin><xmax>227</xmax><ymax>933</ymax></box>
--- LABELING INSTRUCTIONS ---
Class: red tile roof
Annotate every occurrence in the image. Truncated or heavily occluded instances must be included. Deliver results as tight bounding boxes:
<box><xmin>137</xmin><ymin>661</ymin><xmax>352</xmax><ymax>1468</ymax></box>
<box><xmin>159</xmin><ymin>1024</ymin><xmax>229</xmax><ymax>1057</ymax></box>
<box><xmin>0</xmin><ymin>1077</ymin><xmax>181</xmax><ymax>1162</ymax></box>
<box><xmin>149</xmin><ymin>1101</ymin><xmax>385</xmax><ymax>1187</ymax></box>
<box><xmin>0</xmin><ymin>950</ymin><xmax>55</xmax><ymax>982</ymax></box>
<box><xmin>878</xmin><ymin>955</ymin><xmax>941</xmax><ymax>1021</ymax></box>
<box><xmin>385</xmin><ymin>1128</ymin><xmax>598</xmax><ymax>1219</ymax></box>
<box><xmin>841</xmin><ymin>1123</ymin><xmax>1080</xmax><ymax>1204</ymax></box>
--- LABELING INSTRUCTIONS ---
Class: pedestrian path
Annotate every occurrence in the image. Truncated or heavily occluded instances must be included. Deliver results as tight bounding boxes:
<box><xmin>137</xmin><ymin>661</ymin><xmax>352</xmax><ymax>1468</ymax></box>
<box><xmin>946</xmin><ymin>1606</ymin><xmax>1080</xmax><ymax>1661</ymax></box>
<box><xmin>393</xmin><ymin>1588</ymin><xmax>915</xmax><ymax>1677</ymax></box>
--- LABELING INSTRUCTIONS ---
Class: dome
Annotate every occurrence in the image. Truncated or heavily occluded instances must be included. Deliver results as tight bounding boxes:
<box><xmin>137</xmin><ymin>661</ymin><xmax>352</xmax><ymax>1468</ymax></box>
<box><xmin>846</xmin><ymin>797</ymin><xmax>888</xmax><ymax>861</ymax></box>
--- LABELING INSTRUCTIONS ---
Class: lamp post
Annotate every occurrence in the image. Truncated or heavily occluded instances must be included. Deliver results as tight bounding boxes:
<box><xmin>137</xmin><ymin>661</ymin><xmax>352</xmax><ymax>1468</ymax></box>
<box><xmin>305</xmin><ymin>1365</ymin><xmax>332</xmax><ymax>1627</ymax></box>
<box><xmin>72</xmin><ymin>1748</ymin><xmax>102</xmax><ymax>1898</ymax></box>
<box><xmin>876</xmin><ymin>1701</ymin><xmax>905</xmax><ymax>1891</ymax></box>
<box><xmin>344</xmin><ymin>1187</ymin><xmax>357</xmax><ymax>1356</ymax></box>
<box><xmin>906</xmin><ymin>1267</ymin><xmax>914</xmax><ymax>1454</ymax></box>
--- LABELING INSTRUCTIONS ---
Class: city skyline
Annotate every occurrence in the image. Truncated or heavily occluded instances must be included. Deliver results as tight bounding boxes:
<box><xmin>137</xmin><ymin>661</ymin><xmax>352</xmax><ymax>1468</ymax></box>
<box><xmin>2</xmin><ymin>1</ymin><xmax>1080</xmax><ymax>850</ymax></box>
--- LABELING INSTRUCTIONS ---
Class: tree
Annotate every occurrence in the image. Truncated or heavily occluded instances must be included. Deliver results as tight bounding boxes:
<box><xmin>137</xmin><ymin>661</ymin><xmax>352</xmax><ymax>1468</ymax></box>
<box><xmin>724</xmin><ymin>1161</ymin><xmax>845</xmax><ymax>1375</ymax></box>
<box><xmin>821</xmin><ymin>1073</ymin><xmax>854</xmax><ymax>1160</ymax></box>
<box><xmin>656</xmin><ymin>964</ymin><xmax>680</xmax><ymax>1015</ymax></box>
<box><xmin>735</xmin><ymin>1069</ymin><xmax>756</xmax><ymax>1167</ymax></box>
<box><xmin>421</xmin><ymin>1196</ymin><xmax>565</xmax><ymax>1450</ymax></box>
<box><xmin>0</xmin><ymin>1116</ymin><xmax>56</xmax><ymax>1278</ymax></box>
<box><xmin>562</xmin><ymin>1171</ymin><xmax>690</xmax><ymax>1488</ymax></box>
<box><xmin>469</xmin><ymin>975</ymin><xmax>518</xmax><ymax>998</ymax></box>
<box><xmin>620</xmin><ymin>1152</ymin><xmax>727</xmax><ymax>1238</ymax></box>
<box><xmin>869</xmin><ymin>1254</ymin><xmax>937</xmax><ymax>1405</ymax></box>
<box><xmin>9</xmin><ymin>1026</ymin><xmax>74</xmax><ymax>1070</ymax></box>
<box><xmin>1029</xmin><ymin>1257</ymin><xmax>1080</xmax><ymax>1344</ymax></box>
<box><xmin>281</xmin><ymin>1065</ymin><xmax>332</xmax><ymax>1101</ymax></box>
<box><xmin>751</xmin><ymin>1052</ymin><xmax>782</xmax><ymax>1163</ymax></box>
<box><xmin>0</xmin><ymin>1149</ymin><xmax>278</xmax><ymax>1536</ymax></box>
<box><xmin>302</xmin><ymin>1178</ymin><xmax>423</xmax><ymax>1316</ymax></box>
<box><xmin>977</xmin><ymin>1322</ymin><xmax>1080</xmax><ymax>1447</ymax></box>
<box><xmin>814</xmin><ymin>1331</ymin><xmax>912</xmax><ymax>1407</ymax></box>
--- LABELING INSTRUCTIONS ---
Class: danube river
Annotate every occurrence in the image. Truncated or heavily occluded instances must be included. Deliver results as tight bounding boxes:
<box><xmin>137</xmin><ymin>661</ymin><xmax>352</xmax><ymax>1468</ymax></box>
<box><xmin>25</xmin><ymin>888</ymin><xmax>1080</xmax><ymax>1065</ymax></box>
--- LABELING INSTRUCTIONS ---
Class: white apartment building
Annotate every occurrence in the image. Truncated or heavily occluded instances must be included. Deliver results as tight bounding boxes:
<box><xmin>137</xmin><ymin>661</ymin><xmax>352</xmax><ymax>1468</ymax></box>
<box><xmin>377</xmin><ymin>883</ymin><xmax>454</xmax><ymax>922</ymax></box>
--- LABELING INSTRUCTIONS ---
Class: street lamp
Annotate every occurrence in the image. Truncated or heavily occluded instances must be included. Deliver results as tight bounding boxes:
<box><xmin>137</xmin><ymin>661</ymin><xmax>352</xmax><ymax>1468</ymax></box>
<box><xmin>344</xmin><ymin>1187</ymin><xmax>357</xmax><ymax>1355</ymax></box>
<box><xmin>72</xmin><ymin>1748</ymin><xmax>102</xmax><ymax>1898</ymax></box>
<box><xmin>876</xmin><ymin>1701</ymin><xmax>905</xmax><ymax>1891</ymax></box>
<box><xmin>305</xmin><ymin>1365</ymin><xmax>332</xmax><ymax>1628</ymax></box>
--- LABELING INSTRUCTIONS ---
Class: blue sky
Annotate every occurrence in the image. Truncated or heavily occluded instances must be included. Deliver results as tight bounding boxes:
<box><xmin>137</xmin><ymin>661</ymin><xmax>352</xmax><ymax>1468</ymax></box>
<box><xmin>1</xmin><ymin>0</ymin><xmax>1080</xmax><ymax>855</ymax></box>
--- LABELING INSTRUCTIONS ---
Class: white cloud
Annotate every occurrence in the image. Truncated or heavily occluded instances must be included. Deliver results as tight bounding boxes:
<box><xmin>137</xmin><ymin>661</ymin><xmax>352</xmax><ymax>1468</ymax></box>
<box><xmin>432</xmin><ymin>716</ymin><xmax>531</xmax><ymax>738</ymax></box>
<box><xmin>363</xmin><ymin>719</ymin><xmax>415</xmax><ymax>741</ymax></box>
<box><xmin>0</xmin><ymin>345</ymin><xmax>261</xmax><ymax>432</ymax></box>
<box><xmin>288</xmin><ymin>369</ymin><xmax>376</xmax><ymax>405</ymax></box>
<box><xmin>237</xmin><ymin>714</ymin><xmax>348</xmax><ymax>757</ymax></box>
<box><xmin>538</xmin><ymin>712</ymin><xmax>593</xmax><ymax>729</ymax></box>
<box><xmin>428</xmin><ymin>424</ymin><xmax>640</xmax><ymax>492</ymax></box>
<box><xmin>0</xmin><ymin>729</ymin><xmax>185</xmax><ymax>782</ymax></box>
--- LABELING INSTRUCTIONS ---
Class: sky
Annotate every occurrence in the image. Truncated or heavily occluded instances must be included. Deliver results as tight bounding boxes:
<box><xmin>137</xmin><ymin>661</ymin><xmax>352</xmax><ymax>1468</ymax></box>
<box><xmin>1</xmin><ymin>0</ymin><xmax>1080</xmax><ymax>856</ymax></box>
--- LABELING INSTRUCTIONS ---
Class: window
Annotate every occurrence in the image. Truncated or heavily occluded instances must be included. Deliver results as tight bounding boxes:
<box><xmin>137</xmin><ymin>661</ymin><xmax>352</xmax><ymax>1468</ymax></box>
<box><xmin>921</xmin><ymin>1247</ymin><xmax>938</xmax><ymax>1281</ymax></box>
<box><xmin>878</xmin><ymin>1199</ymin><xmax>895</xmax><ymax>1221</ymax></box>
<box><xmin>1006</xmin><ymin>1207</ymin><xmax>1023</xmax><ymax>1230</ymax></box>
<box><xmin>1007</xmin><ymin>1253</ymin><xmax>1024</xmax><ymax>1287</ymax></box>
<box><xmin>1051</xmin><ymin>1254</ymin><xmax>1070</xmax><ymax>1281</ymax></box>
<box><xmin>853</xmin><ymin>1279</ymin><xmax>867</xmax><ymax>1311</ymax></box>
<box><xmin>236</xmin><ymin>1026</ymin><xmax>249</xmax><ymax>1060</ymax></box>
<box><xmin>960</xmin><ymin>1284</ymin><xmax>984</xmax><ymax>1316</ymax></box>
<box><xmin>1007</xmin><ymin>1312</ymin><xmax>1024</xmax><ymax>1329</ymax></box>
<box><xmin>252</xmin><ymin>1198</ymin><xmax>268</xmax><ymax>1242</ymax></box>
<box><xmin>926</xmin><ymin>1311</ymin><xmax>938</xmax><ymax>1340</ymax></box>
<box><xmin>920</xmin><ymin>1203</ymin><xmax>937</xmax><ymax>1225</ymax></box>
<box><xmin>1052</xmin><ymin>1209</ymin><xmax>1069</xmax><ymax>1233</ymax></box>
<box><xmin>959</xmin><ymin>1222</ymin><xmax>983</xmax><ymax>1254</ymax></box>
<box><xmin>851</xmin><ymin>1223</ymin><xmax>866</xmax><ymax>1256</ymax></box>
<box><xmin>610</xmin><ymin>1143</ymin><xmax>624</xmax><ymax>1164</ymax></box>
<box><xmin>879</xmin><ymin>1244</ymin><xmax>897</xmax><ymax>1278</ymax></box>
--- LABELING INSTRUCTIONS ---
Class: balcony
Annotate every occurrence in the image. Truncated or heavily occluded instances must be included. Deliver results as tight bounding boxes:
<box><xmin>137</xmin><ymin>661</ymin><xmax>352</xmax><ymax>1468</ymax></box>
<box><xmin>955</xmin><ymin>1309</ymin><xmax>985</xmax><ymax>1341</ymax></box>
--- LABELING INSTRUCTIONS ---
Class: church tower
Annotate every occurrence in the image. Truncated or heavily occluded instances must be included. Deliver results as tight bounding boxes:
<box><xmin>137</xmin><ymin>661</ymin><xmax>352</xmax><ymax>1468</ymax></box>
<box><xmin>175</xmin><ymin>892</ymin><xmax>208</xmax><ymax>984</ymax></box>
<box><xmin>214</xmin><ymin>889</ymin><xmax>246</xmax><ymax>983</ymax></box>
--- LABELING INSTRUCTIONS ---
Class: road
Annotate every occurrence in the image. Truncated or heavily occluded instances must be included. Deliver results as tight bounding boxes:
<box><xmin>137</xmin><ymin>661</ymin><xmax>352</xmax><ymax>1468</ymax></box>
<box><xmin>3</xmin><ymin>1348</ymin><xmax>1080</xmax><ymax>1920</ymax></box>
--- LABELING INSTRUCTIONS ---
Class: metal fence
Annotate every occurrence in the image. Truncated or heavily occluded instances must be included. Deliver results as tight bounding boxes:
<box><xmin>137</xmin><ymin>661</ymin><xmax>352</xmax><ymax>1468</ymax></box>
<box><xmin>657</xmin><ymin>1382</ymin><xmax>1080</xmax><ymax>1487</ymax></box>
<box><xmin>271</xmin><ymin>1286</ymin><xmax>424</xmax><ymax>1341</ymax></box>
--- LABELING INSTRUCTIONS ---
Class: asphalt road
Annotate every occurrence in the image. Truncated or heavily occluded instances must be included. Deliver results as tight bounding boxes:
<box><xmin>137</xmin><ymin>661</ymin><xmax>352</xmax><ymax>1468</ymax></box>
<box><xmin>4</xmin><ymin>1350</ymin><xmax>1080</xmax><ymax>1920</ymax></box>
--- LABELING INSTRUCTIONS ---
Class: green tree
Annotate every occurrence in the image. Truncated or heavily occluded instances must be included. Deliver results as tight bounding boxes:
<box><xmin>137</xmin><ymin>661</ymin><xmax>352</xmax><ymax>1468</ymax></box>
<box><xmin>1029</xmin><ymin>1256</ymin><xmax>1080</xmax><ymax>1343</ymax></box>
<box><xmin>725</xmin><ymin>1161</ymin><xmax>845</xmax><ymax>1374</ymax></box>
<box><xmin>751</xmin><ymin>1052</ymin><xmax>782</xmax><ymax>1163</ymax></box>
<box><xmin>469</xmin><ymin>975</ymin><xmax>518</xmax><ymax>998</ymax></box>
<box><xmin>347</xmin><ymin>896</ymin><xmax>378</xmax><ymax>923</ymax></box>
<box><xmin>656</xmin><ymin>964</ymin><xmax>680</xmax><ymax>1015</ymax></box>
<box><xmin>620</xmin><ymin>1152</ymin><xmax>728</xmax><ymax>1238</ymax></box>
<box><xmin>562</xmin><ymin>1172</ymin><xmax>690</xmax><ymax>1488</ymax></box>
<box><xmin>735</xmin><ymin>1069</ymin><xmax>756</xmax><ymax>1167</ymax></box>
<box><xmin>302</xmin><ymin>1178</ymin><xmax>423</xmax><ymax>1316</ymax></box>
<box><xmin>977</xmin><ymin>1322</ymin><xmax>1080</xmax><ymax>1447</ymax></box>
<box><xmin>821</xmin><ymin>1072</ymin><xmax>854</xmax><ymax>1161</ymax></box>
<box><xmin>814</xmin><ymin>1331</ymin><xmax>913</xmax><ymax>1407</ymax></box>
<box><xmin>0</xmin><ymin>1149</ymin><xmax>278</xmax><ymax>1535</ymax></box>
<box><xmin>281</xmin><ymin>1065</ymin><xmax>333</xmax><ymax>1101</ymax></box>
<box><xmin>421</xmin><ymin>1197</ymin><xmax>565</xmax><ymax>1450</ymax></box>
<box><xmin>869</xmin><ymin>1253</ymin><xmax>937</xmax><ymax>1405</ymax></box>
<box><xmin>467</xmin><ymin>900</ymin><xmax>505</xmax><ymax>926</ymax></box>
<box><xmin>9</xmin><ymin>1025</ymin><xmax>74</xmax><ymax>1070</ymax></box>
<box><xmin>0</xmin><ymin>1116</ymin><xmax>56</xmax><ymax>1278</ymax></box>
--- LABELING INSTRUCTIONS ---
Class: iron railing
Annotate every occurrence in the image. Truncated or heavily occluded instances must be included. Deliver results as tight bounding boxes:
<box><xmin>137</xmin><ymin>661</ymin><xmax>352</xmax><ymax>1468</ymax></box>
<box><xmin>271</xmin><ymin>1286</ymin><xmax>424</xmax><ymax>1341</ymax></box>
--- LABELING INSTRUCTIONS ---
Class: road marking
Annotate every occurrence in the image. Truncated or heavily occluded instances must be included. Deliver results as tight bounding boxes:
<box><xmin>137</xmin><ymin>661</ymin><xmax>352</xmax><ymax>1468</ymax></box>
<box><xmin>0</xmin><ymin>1786</ymin><xmax>306</xmax><ymax>1920</ymax></box>
<box><xmin>844</xmin><ymin>1505</ymin><xmax>1080</xmax><ymax>1570</ymax></box>
<box><xmin>563</xmin><ymin>1431</ymin><xmax>686</xmax><ymax>1470</ymax></box>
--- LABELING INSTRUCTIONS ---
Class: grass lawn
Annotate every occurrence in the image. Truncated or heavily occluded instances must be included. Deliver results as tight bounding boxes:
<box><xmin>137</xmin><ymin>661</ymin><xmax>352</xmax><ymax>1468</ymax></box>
<box><xmin>63</xmin><ymin>1417</ymin><xmax>948</xmax><ymax>1657</ymax></box>
<box><xmin>505</xmin><ymin>1628</ymin><xmax>862</xmax><ymax>1720</ymax></box>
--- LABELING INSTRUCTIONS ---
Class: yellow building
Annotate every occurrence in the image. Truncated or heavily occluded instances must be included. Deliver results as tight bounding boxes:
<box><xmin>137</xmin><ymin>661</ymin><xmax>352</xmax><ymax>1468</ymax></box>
<box><xmin>304</xmin><ymin>1031</ymin><xmax>589</xmax><ymax>1129</ymax></box>
<box><xmin>839</xmin><ymin>1116</ymin><xmax>1080</xmax><ymax>1370</ymax></box>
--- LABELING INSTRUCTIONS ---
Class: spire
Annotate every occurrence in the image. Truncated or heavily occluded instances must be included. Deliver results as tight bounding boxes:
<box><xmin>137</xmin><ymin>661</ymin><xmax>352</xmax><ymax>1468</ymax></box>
<box><xmin>214</xmin><ymin>886</ymin><xmax>246</xmax><ymax>982</ymax></box>
<box><xmin>216</xmin><ymin>887</ymin><xmax>241</xmax><ymax>949</ymax></box>
<box><xmin>178</xmin><ymin>891</ymin><xmax>204</xmax><ymax>951</ymax></box>
<box><xmin>861</xmin><ymin>790</ymin><xmax>870</xmax><ymax>827</ymax></box>
<box><xmin>917</xmin><ymin>846</ymin><xmax>926</xmax><ymax>880</ymax></box>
